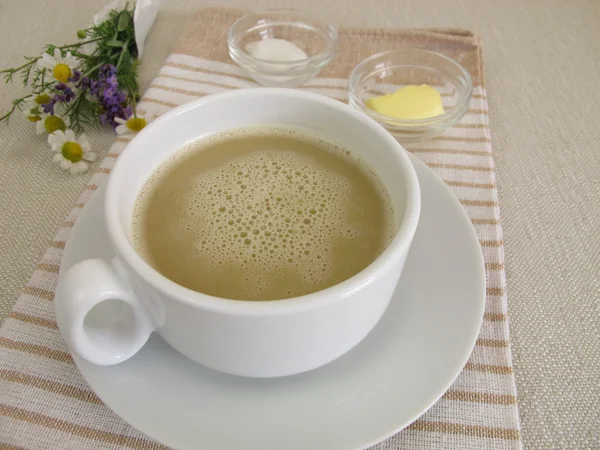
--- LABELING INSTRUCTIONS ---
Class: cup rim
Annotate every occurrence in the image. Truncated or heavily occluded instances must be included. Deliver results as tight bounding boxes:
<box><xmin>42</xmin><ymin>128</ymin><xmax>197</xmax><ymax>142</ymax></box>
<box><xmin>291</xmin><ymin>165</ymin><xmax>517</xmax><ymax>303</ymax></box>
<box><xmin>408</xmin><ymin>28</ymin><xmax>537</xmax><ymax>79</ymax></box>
<box><xmin>105</xmin><ymin>89</ymin><xmax>421</xmax><ymax>316</ymax></box>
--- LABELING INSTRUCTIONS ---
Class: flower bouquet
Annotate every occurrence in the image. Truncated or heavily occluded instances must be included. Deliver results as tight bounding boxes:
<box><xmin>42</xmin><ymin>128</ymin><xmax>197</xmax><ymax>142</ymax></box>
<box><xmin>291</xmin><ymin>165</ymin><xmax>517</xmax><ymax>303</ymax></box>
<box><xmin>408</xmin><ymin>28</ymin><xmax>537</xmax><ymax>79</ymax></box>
<box><xmin>0</xmin><ymin>0</ymin><xmax>159</xmax><ymax>174</ymax></box>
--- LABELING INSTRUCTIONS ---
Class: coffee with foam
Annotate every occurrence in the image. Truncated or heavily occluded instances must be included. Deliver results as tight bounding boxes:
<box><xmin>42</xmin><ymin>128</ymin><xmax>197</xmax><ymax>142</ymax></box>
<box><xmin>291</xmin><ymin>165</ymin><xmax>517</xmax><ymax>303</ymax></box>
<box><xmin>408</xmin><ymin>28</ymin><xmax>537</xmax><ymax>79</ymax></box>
<box><xmin>133</xmin><ymin>126</ymin><xmax>396</xmax><ymax>301</ymax></box>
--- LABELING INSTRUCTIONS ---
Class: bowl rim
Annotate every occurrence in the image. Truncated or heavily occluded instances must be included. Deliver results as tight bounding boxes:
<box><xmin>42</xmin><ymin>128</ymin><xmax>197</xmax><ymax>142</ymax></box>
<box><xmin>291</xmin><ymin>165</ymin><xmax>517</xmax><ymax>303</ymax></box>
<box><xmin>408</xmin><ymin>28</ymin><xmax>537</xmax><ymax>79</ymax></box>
<box><xmin>348</xmin><ymin>49</ymin><xmax>473</xmax><ymax>128</ymax></box>
<box><xmin>227</xmin><ymin>8</ymin><xmax>339</xmax><ymax>68</ymax></box>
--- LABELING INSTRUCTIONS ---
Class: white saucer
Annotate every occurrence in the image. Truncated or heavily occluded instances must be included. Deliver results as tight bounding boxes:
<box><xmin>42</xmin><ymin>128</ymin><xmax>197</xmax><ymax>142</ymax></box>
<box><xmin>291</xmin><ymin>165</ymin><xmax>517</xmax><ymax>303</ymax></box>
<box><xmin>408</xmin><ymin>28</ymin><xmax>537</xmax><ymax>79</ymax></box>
<box><xmin>61</xmin><ymin>154</ymin><xmax>485</xmax><ymax>450</ymax></box>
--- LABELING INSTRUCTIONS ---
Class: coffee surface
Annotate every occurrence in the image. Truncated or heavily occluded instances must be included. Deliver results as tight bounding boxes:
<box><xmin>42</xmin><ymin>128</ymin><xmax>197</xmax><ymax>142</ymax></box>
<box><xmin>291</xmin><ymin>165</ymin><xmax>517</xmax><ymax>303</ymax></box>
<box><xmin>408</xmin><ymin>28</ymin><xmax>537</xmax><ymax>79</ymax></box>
<box><xmin>133</xmin><ymin>126</ymin><xmax>395</xmax><ymax>300</ymax></box>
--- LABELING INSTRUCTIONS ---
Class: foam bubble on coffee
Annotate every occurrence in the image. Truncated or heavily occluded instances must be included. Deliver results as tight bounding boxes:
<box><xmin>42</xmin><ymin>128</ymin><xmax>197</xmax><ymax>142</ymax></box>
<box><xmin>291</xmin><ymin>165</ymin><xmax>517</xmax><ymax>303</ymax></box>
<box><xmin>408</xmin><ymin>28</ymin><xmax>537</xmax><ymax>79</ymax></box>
<box><xmin>133</xmin><ymin>127</ymin><xmax>395</xmax><ymax>300</ymax></box>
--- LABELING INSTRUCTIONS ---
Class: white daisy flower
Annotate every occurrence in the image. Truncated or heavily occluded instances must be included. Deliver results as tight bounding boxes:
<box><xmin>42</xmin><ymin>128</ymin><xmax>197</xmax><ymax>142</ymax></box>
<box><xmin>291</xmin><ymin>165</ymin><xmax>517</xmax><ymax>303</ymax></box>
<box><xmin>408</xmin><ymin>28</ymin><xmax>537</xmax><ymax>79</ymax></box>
<box><xmin>48</xmin><ymin>130</ymin><xmax>97</xmax><ymax>175</ymax></box>
<box><xmin>36</xmin><ymin>112</ymin><xmax>70</xmax><ymax>135</ymax></box>
<box><xmin>25</xmin><ymin>94</ymin><xmax>50</xmax><ymax>110</ymax></box>
<box><xmin>38</xmin><ymin>49</ymin><xmax>81</xmax><ymax>83</ymax></box>
<box><xmin>114</xmin><ymin>113</ymin><xmax>147</xmax><ymax>135</ymax></box>
<box><xmin>21</xmin><ymin>94</ymin><xmax>51</xmax><ymax>123</ymax></box>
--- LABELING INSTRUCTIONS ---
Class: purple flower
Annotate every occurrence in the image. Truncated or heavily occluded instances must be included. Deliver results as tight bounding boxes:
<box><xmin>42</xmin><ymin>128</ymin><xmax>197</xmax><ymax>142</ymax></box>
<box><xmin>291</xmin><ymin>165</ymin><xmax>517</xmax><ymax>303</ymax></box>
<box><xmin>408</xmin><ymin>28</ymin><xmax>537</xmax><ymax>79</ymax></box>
<box><xmin>105</xmin><ymin>74</ymin><xmax>118</xmax><ymax>89</ymax></box>
<box><xmin>69</xmin><ymin>70</ymin><xmax>82</xmax><ymax>83</ymax></box>
<box><xmin>78</xmin><ymin>76</ymin><xmax>91</xmax><ymax>90</ymax></box>
<box><xmin>98</xmin><ymin>104</ymin><xmax>131</xmax><ymax>129</ymax></box>
<box><xmin>80</xmin><ymin>65</ymin><xmax>131</xmax><ymax>129</ymax></box>
<box><xmin>102</xmin><ymin>86</ymin><xmax>116</xmax><ymax>101</ymax></box>
<box><xmin>55</xmin><ymin>83</ymin><xmax>76</xmax><ymax>102</ymax></box>
<box><xmin>41</xmin><ymin>99</ymin><xmax>57</xmax><ymax>114</ymax></box>
<box><xmin>40</xmin><ymin>83</ymin><xmax>75</xmax><ymax>114</ymax></box>
<box><xmin>79</xmin><ymin>77</ymin><xmax>99</xmax><ymax>96</ymax></box>
<box><xmin>70</xmin><ymin>65</ymin><xmax>131</xmax><ymax>129</ymax></box>
<box><xmin>99</xmin><ymin>64</ymin><xmax>117</xmax><ymax>78</ymax></box>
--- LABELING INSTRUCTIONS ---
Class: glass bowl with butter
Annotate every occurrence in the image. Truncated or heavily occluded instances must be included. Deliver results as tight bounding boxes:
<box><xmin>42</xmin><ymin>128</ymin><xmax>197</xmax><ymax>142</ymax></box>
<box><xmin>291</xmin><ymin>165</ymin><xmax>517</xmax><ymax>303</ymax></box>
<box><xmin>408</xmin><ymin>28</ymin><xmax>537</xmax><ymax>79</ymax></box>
<box><xmin>228</xmin><ymin>9</ymin><xmax>338</xmax><ymax>87</ymax></box>
<box><xmin>348</xmin><ymin>49</ymin><xmax>473</xmax><ymax>143</ymax></box>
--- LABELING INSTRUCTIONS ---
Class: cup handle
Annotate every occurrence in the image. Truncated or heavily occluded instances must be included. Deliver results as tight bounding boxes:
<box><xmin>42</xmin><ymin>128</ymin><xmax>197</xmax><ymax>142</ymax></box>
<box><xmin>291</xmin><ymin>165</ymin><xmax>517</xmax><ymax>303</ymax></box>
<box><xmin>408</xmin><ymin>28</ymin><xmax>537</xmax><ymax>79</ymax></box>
<box><xmin>56</xmin><ymin>258</ymin><xmax>155</xmax><ymax>366</ymax></box>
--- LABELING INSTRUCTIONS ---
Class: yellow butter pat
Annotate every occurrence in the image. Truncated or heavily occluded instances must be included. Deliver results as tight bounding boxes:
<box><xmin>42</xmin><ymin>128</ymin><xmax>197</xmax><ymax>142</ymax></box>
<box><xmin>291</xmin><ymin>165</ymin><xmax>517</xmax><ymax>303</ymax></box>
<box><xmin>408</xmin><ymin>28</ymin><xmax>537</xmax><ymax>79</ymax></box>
<box><xmin>366</xmin><ymin>85</ymin><xmax>444</xmax><ymax>120</ymax></box>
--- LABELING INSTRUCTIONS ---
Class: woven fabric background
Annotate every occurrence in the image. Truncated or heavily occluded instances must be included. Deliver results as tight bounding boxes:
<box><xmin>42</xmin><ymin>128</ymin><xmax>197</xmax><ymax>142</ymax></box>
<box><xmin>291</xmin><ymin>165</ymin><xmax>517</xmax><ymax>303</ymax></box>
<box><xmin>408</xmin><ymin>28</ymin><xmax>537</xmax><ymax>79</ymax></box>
<box><xmin>0</xmin><ymin>1</ymin><xmax>598</xmax><ymax>449</ymax></box>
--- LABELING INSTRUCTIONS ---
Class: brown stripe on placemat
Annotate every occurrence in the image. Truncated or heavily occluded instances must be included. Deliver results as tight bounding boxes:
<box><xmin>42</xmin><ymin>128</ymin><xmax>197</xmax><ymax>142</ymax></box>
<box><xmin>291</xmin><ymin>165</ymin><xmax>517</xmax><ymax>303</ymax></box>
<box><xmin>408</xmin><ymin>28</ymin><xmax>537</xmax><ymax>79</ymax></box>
<box><xmin>52</xmin><ymin>241</ymin><xmax>67</xmax><ymax>250</ymax></box>
<box><xmin>467</xmin><ymin>108</ymin><xmax>488</xmax><ymax>115</ymax></box>
<box><xmin>426</xmin><ymin>162</ymin><xmax>494</xmax><ymax>172</ymax></box>
<box><xmin>36</xmin><ymin>263</ymin><xmax>60</xmax><ymax>273</ymax></box>
<box><xmin>480</xmin><ymin>240</ymin><xmax>503</xmax><ymax>247</ymax></box>
<box><xmin>461</xmin><ymin>200</ymin><xmax>498</xmax><ymax>207</ymax></box>
<box><xmin>454</xmin><ymin>123</ymin><xmax>489</xmax><ymax>129</ymax></box>
<box><xmin>433</xmin><ymin>136</ymin><xmax>491</xmax><ymax>143</ymax></box>
<box><xmin>8</xmin><ymin>312</ymin><xmax>57</xmax><ymax>330</ymax></box>
<box><xmin>407</xmin><ymin>420</ymin><xmax>520</xmax><ymax>440</ymax></box>
<box><xmin>486</xmin><ymin>262</ymin><xmax>505</xmax><ymax>270</ymax></box>
<box><xmin>487</xmin><ymin>287</ymin><xmax>505</xmax><ymax>296</ymax></box>
<box><xmin>150</xmin><ymin>83</ymin><xmax>215</xmax><ymax>97</ymax></box>
<box><xmin>472</xmin><ymin>218</ymin><xmax>501</xmax><ymax>225</ymax></box>
<box><xmin>444</xmin><ymin>390</ymin><xmax>516</xmax><ymax>405</ymax></box>
<box><xmin>477</xmin><ymin>339</ymin><xmax>509</xmax><ymax>348</ymax></box>
<box><xmin>157</xmin><ymin>72</ymin><xmax>244</xmax><ymax>89</ymax></box>
<box><xmin>157</xmin><ymin>75</ymin><xmax>241</xmax><ymax>91</ymax></box>
<box><xmin>50</xmin><ymin>241</ymin><xmax>65</xmax><ymax>250</ymax></box>
<box><xmin>22</xmin><ymin>287</ymin><xmax>54</xmax><ymax>301</ymax></box>
<box><xmin>464</xmin><ymin>362</ymin><xmax>513</xmax><ymax>375</ymax></box>
<box><xmin>484</xmin><ymin>312</ymin><xmax>507</xmax><ymax>322</ymax></box>
<box><xmin>0</xmin><ymin>405</ymin><xmax>168</xmax><ymax>450</ymax></box>
<box><xmin>444</xmin><ymin>180</ymin><xmax>496</xmax><ymax>189</ymax></box>
<box><xmin>164</xmin><ymin>61</ymin><xmax>254</xmax><ymax>82</ymax></box>
<box><xmin>409</xmin><ymin>148</ymin><xmax>491</xmax><ymax>157</ymax></box>
<box><xmin>0</xmin><ymin>338</ymin><xmax>72</xmax><ymax>364</ymax></box>
<box><xmin>0</xmin><ymin>370</ymin><xmax>101</xmax><ymax>405</ymax></box>
<box><xmin>141</xmin><ymin>98</ymin><xmax>178</xmax><ymax>108</ymax></box>
<box><xmin>0</xmin><ymin>443</ymin><xmax>25</xmax><ymax>450</ymax></box>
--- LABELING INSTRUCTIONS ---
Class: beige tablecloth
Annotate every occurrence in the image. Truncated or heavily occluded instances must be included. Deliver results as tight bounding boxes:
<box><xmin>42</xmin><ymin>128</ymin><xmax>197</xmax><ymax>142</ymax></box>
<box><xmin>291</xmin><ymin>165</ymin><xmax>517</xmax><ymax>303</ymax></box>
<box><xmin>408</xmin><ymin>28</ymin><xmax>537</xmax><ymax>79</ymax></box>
<box><xmin>0</xmin><ymin>1</ymin><xmax>599</xmax><ymax>449</ymax></box>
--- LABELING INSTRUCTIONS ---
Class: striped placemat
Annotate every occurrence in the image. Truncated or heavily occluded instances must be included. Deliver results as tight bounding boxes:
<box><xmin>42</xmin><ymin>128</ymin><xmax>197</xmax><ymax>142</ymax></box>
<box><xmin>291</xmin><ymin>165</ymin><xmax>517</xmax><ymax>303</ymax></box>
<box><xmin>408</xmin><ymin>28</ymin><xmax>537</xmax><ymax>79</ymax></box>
<box><xmin>0</xmin><ymin>7</ymin><xmax>521</xmax><ymax>449</ymax></box>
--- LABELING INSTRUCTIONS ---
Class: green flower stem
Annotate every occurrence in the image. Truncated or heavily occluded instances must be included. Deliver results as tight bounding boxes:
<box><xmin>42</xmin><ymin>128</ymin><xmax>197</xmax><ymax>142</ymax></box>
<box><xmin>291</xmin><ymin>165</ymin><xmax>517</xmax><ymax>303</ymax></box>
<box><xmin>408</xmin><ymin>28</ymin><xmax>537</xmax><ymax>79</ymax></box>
<box><xmin>82</xmin><ymin>62</ymin><xmax>104</xmax><ymax>78</ymax></box>
<box><xmin>116</xmin><ymin>40</ymin><xmax>130</xmax><ymax>70</ymax></box>
<box><xmin>57</xmin><ymin>38</ymin><xmax>103</xmax><ymax>50</ymax></box>
<box><xmin>129</xmin><ymin>88</ymin><xmax>138</xmax><ymax>118</ymax></box>
<box><xmin>0</xmin><ymin>59</ymin><xmax>36</xmax><ymax>76</ymax></box>
<box><xmin>0</xmin><ymin>96</ymin><xmax>31</xmax><ymax>122</ymax></box>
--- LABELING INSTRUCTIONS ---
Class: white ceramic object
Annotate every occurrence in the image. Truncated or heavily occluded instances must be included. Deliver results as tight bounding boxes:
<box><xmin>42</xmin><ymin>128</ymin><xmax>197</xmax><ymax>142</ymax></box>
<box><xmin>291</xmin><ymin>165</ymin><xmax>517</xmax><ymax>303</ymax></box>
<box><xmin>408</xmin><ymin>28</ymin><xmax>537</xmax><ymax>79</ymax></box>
<box><xmin>55</xmin><ymin>89</ymin><xmax>421</xmax><ymax>377</ymax></box>
<box><xmin>92</xmin><ymin>0</ymin><xmax>161</xmax><ymax>57</ymax></box>
<box><xmin>62</xmin><ymin>154</ymin><xmax>485</xmax><ymax>449</ymax></box>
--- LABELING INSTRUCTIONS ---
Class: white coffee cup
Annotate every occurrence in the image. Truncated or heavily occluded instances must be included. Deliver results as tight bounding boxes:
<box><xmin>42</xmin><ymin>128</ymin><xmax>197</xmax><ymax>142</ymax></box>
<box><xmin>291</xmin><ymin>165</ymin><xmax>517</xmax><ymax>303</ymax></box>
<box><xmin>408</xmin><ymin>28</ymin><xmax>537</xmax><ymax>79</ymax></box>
<box><xmin>56</xmin><ymin>88</ymin><xmax>420</xmax><ymax>378</ymax></box>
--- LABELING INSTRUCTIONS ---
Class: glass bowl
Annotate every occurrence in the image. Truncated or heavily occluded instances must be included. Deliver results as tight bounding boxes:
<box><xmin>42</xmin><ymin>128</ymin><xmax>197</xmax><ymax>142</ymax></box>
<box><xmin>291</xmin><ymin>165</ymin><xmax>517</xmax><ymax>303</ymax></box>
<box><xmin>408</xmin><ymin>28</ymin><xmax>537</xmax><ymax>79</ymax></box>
<box><xmin>348</xmin><ymin>49</ymin><xmax>473</xmax><ymax>144</ymax></box>
<box><xmin>227</xmin><ymin>9</ymin><xmax>338</xmax><ymax>88</ymax></box>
